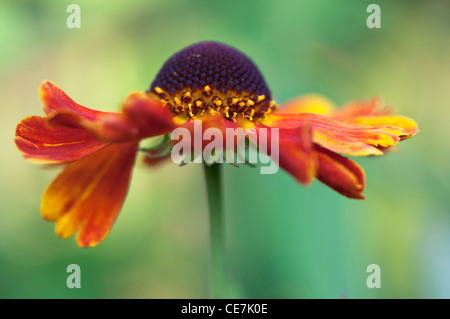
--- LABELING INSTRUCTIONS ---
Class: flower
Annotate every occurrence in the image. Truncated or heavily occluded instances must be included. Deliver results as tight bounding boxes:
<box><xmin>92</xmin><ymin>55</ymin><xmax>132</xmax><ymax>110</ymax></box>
<box><xmin>15</xmin><ymin>42</ymin><xmax>418</xmax><ymax>247</ymax></box>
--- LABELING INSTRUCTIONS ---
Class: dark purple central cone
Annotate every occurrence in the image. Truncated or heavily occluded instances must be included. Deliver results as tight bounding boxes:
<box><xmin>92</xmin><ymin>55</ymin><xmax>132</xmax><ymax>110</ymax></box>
<box><xmin>150</xmin><ymin>42</ymin><xmax>271</xmax><ymax>98</ymax></box>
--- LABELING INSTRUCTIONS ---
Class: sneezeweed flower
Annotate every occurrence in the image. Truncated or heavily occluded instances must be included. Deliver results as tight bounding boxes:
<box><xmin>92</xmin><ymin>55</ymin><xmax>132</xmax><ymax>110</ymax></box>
<box><xmin>15</xmin><ymin>41</ymin><xmax>418</xmax><ymax>247</ymax></box>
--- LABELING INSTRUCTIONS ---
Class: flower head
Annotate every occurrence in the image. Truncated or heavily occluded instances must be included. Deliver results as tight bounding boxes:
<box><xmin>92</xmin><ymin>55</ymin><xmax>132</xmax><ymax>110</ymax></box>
<box><xmin>150</xmin><ymin>42</ymin><xmax>275</xmax><ymax>123</ymax></box>
<box><xmin>15</xmin><ymin>41</ymin><xmax>418</xmax><ymax>247</ymax></box>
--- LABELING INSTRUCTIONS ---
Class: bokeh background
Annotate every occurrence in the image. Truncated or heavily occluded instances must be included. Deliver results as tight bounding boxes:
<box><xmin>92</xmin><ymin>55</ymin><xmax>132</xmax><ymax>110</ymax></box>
<box><xmin>1</xmin><ymin>0</ymin><xmax>448</xmax><ymax>298</ymax></box>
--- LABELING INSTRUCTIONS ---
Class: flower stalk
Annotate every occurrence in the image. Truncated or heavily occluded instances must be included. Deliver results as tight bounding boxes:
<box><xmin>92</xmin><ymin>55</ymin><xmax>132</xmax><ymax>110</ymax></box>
<box><xmin>203</xmin><ymin>163</ymin><xmax>225</xmax><ymax>299</ymax></box>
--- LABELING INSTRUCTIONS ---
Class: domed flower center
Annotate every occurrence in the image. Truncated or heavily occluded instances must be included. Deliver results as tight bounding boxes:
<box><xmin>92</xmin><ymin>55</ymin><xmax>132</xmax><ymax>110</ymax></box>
<box><xmin>149</xmin><ymin>42</ymin><xmax>277</xmax><ymax>122</ymax></box>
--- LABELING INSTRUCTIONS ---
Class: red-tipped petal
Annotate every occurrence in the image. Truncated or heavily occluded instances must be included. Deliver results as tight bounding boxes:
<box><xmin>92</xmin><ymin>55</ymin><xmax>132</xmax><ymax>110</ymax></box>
<box><xmin>46</xmin><ymin>91</ymin><xmax>177</xmax><ymax>143</ymax></box>
<box><xmin>83</xmin><ymin>92</ymin><xmax>177</xmax><ymax>142</ymax></box>
<box><xmin>332</xmin><ymin>97</ymin><xmax>419</xmax><ymax>138</ymax></box>
<box><xmin>40</xmin><ymin>81</ymin><xmax>114</xmax><ymax>120</ymax></box>
<box><xmin>339</xmin><ymin>115</ymin><xmax>418</xmax><ymax>139</ymax></box>
<box><xmin>41</xmin><ymin>142</ymin><xmax>138</xmax><ymax>247</ymax></box>
<box><xmin>262</xmin><ymin>113</ymin><xmax>407</xmax><ymax>156</ymax></box>
<box><xmin>47</xmin><ymin>111</ymin><xmax>139</xmax><ymax>143</ymax></box>
<box><xmin>315</xmin><ymin>145</ymin><xmax>365</xmax><ymax>199</ymax></box>
<box><xmin>15</xmin><ymin>116</ymin><xmax>107</xmax><ymax>163</ymax></box>
<box><xmin>38</xmin><ymin>81</ymin><xmax>141</xmax><ymax>143</ymax></box>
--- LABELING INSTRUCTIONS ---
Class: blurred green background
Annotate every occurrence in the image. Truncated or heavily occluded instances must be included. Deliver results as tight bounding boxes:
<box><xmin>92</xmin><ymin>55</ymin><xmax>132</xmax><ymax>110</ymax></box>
<box><xmin>1</xmin><ymin>0</ymin><xmax>448</xmax><ymax>298</ymax></box>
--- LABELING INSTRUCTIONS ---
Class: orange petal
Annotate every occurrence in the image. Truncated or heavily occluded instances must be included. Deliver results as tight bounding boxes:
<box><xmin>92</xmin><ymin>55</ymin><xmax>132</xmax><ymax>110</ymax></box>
<box><xmin>340</xmin><ymin>115</ymin><xmax>418</xmax><ymax>138</ymax></box>
<box><xmin>280</xmin><ymin>94</ymin><xmax>335</xmax><ymax>115</ymax></box>
<box><xmin>315</xmin><ymin>145</ymin><xmax>365</xmax><ymax>199</ymax></box>
<box><xmin>15</xmin><ymin>116</ymin><xmax>107</xmax><ymax>163</ymax></box>
<box><xmin>332</xmin><ymin>97</ymin><xmax>418</xmax><ymax>138</ymax></box>
<box><xmin>47</xmin><ymin>91</ymin><xmax>176</xmax><ymax>143</ymax></box>
<box><xmin>47</xmin><ymin>111</ymin><xmax>139</xmax><ymax>143</ymax></box>
<box><xmin>39</xmin><ymin>81</ymin><xmax>142</xmax><ymax>143</ymax></box>
<box><xmin>122</xmin><ymin>92</ymin><xmax>177</xmax><ymax>138</ymax></box>
<box><xmin>262</xmin><ymin>113</ymin><xmax>406</xmax><ymax>156</ymax></box>
<box><xmin>41</xmin><ymin>142</ymin><xmax>138</xmax><ymax>247</ymax></box>
<box><xmin>255</xmin><ymin>123</ymin><xmax>317</xmax><ymax>184</ymax></box>
<box><xmin>40</xmin><ymin>81</ymin><xmax>114</xmax><ymax>120</ymax></box>
<box><xmin>177</xmin><ymin>115</ymin><xmax>242</xmax><ymax>153</ymax></box>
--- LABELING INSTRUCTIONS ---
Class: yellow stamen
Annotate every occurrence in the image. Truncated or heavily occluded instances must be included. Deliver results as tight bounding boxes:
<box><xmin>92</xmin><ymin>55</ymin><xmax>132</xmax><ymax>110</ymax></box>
<box><xmin>249</xmin><ymin>108</ymin><xmax>255</xmax><ymax>121</ymax></box>
<box><xmin>174</xmin><ymin>97</ymin><xmax>182</xmax><ymax>106</ymax></box>
<box><xmin>213</xmin><ymin>98</ymin><xmax>222</xmax><ymax>107</ymax></box>
<box><xmin>188</xmin><ymin>104</ymin><xmax>194</xmax><ymax>117</ymax></box>
<box><xmin>209</xmin><ymin>107</ymin><xmax>218</xmax><ymax>116</ymax></box>
<box><xmin>256</xmin><ymin>95</ymin><xmax>266</xmax><ymax>103</ymax></box>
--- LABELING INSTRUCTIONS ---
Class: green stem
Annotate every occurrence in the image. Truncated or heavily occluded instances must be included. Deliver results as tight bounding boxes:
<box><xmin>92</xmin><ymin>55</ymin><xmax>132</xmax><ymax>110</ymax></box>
<box><xmin>203</xmin><ymin>163</ymin><xmax>225</xmax><ymax>299</ymax></box>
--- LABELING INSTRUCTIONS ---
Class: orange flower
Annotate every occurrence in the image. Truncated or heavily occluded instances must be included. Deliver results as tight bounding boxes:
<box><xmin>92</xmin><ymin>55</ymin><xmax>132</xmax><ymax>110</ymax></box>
<box><xmin>15</xmin><ymin>42</ymin><xmax>418</xmax><ymax>247</ymax></box>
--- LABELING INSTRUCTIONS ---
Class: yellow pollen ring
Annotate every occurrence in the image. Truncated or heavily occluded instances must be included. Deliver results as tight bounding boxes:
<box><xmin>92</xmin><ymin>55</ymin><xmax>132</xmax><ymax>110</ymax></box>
<box><xmin>150</xmin><ymin>86</ymin><xmax>276</xmax><ymax>123</ymax></box>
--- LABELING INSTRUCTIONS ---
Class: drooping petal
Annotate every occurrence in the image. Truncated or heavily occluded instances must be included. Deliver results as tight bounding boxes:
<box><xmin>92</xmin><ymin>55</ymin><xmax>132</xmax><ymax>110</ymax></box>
<box><xmin>254</xmin><ymin>123</ymin><xmax>317</xmax><ymax>184</ymax></box>
<box><xmin>177</xmin><ymin>115</ymin><xmax>241</xmax><ymax>153</ymax></box>
<box><xmin>15</xmin><ymin>116</ymin><xmax>107</xmax><ymax>163</ymax></box>
<box><xmin>47</xmin><ymin>111</ymin><xmax>139</xmax><ymax>143</ymax></box>
<box><xmin>40</xmin><ymin>81</ymin><xmax>114</xmax><ymax>120</ymax></box>
<box><xmin>46</xmin><ymin>91</ymin><xmax>177</xmax><ymax>143</ymax></box>
<box><xmin>39</xmin><ymin>81</ymin><xmax>141</xmax><ymax>143</ymax></box>
<box><xmin>314</xmin><ymin>145</ymin><xmax>365</xmax><ymax>199</ymax></box>
<box><xmin>176</xmin><ymin>115</ymin><xmax>317</xmax><ymax>182</ymax></box>
<box><xmin>280</xmin><ymin>94</ymin><xmax>335</xmax><ymax>115</ymax></box>
<box><xmin>121</xmin><ymin>92</ymin><xmax>177</xmax><ymax>138</ymax></box>
<box><xmin>41</xmin><ymin>142</ymin><xmax>138</xmax><ymax>247</ymax></box>
<box><xmin>262</xmin><ymin>113</ymin><xmax>407</xmax><ymax>156</ymax></box>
